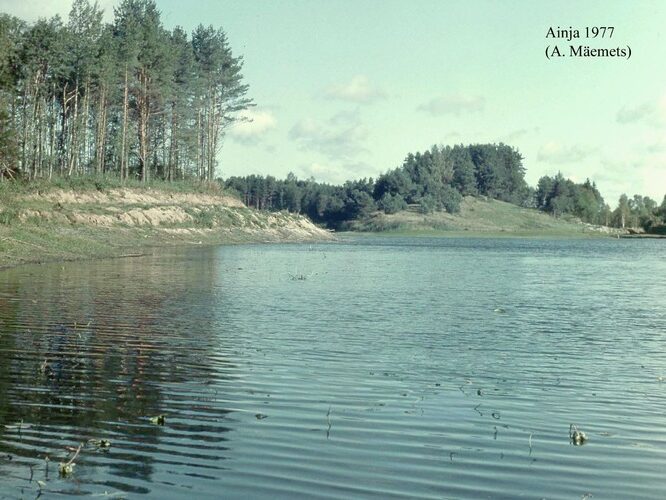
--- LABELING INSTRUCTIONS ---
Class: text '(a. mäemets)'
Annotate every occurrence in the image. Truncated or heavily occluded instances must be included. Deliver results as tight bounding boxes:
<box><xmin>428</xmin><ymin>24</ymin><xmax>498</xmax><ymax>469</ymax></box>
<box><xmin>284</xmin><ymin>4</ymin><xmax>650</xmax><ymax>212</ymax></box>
<box><xmin>544</xmin><ymin>26</ymin><xmax>631</xmax><ymax>60</ymax></box>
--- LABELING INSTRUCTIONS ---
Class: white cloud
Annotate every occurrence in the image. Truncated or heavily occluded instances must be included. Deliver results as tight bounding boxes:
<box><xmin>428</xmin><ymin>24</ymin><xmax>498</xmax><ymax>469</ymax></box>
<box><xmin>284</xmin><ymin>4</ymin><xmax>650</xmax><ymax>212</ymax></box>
<box><xmin>616</xmin><ymin>93</ymin><xmax>666</xmax><ymax>128</ymax></box>
<box><xmin>0</xmin><ymin>0</ymin><xmax>116</xmax><ymax>22</ymax></box>
<box><xmin>228</xmin><ymin>109</ymin><xmax>277</xmax><ymax>145</ymax></box>
<box><xmin>442</xmin><ymin>131</ymin><xmax>462</xmax><ymax>140</ymax></box>
<box><xmin>289</xmin><ymin>110</ymin><xmax>368</xmax><ymax>160</ymax></box>
<box><xmin>537</xmin><ymin>142</ymin><xmax>596</xmax><ymax>164</ymax></box>
<box><xmin>418</xmin><ymin>93</ymin><xmax>485</xmax><ymax>116</ymax></box>
<box><xmin>646</xmin><ymin>138</ymin><xmax>666</xmax><ymax>154</ymax></box>
<box><xmin>299</xmin><ymin>161</ymin><xmax>373</xmax><ymax>185</ymax></box>
<box><xmin>595</xmin><ymin>157</ymin><xmax>666</xmax><ymax>203</ymax></box>
<box><xmin>499</xmin><ymin>127</ymin><xmax>540</xmax><ymax>144</ymax></box>
<box><xmin>324</xmin><ymin>75</ymin><xmax>386</xmax><ymax>104</ymax></box>
<box><xmin>616</xmin><ymin>103</ymin><xmax>653</xmax><ymax>124</ymax></box>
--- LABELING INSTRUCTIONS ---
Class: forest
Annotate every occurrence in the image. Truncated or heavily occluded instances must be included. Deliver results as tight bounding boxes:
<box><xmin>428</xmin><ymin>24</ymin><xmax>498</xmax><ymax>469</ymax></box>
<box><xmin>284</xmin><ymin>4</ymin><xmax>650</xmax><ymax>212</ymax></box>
<box><xmin>0</xmin><ymin>0</ymin><xmax>252</xmax><ymax>183</ymax></box>
<box><xmin>225</xmin><ymin>144</ymin><xmax>666</xmax><ymax>232</ymax></box>
<box><xmin>226</xmin><ymin>143</ymin><xmax>528</xmax><ymax>227</ymax></box>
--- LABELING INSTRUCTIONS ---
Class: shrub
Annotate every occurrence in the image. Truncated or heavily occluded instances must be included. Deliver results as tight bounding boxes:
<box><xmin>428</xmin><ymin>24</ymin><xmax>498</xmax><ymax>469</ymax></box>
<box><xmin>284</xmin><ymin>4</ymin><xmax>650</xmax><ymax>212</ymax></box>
<box><xmin>378</xmin><ymin>193</ymin><xmax>407</xmax><ymax>214</ymax></box>
<box><xmin>439</xmin><ymin>185</ymin><xmax>463</xmax><ymax>213</ymax></box>
<box><xmin>192</xmin><ymin>209</ymin><xmax>215</xmax><ymax>228</ymax></box>
<box><xmin>0</xmin><ymin>207</ymin><xmax>20</xmax><ymax>225</ymax></box>
<box><xmin>418</xmin><ymin>195</ymin><xmax>436</xmax><ymax>214</ymax></box>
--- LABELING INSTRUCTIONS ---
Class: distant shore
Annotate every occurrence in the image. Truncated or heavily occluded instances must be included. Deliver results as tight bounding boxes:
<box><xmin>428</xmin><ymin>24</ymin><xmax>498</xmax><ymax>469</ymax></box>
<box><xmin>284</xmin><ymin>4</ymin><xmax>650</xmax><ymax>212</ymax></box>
<box><xmin>619</xmin><ymin>233</ymin><xmax>666</xmax><ymax>239</ymax></box>
<box><xmin>2</xmin><ymin>182</ymin><xmax>653</xmax><ymax>271</ymax></box>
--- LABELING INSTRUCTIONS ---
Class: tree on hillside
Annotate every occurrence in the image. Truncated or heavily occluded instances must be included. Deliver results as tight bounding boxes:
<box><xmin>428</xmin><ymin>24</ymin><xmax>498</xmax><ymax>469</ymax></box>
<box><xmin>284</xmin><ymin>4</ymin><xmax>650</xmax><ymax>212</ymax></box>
<box><xmin>192</xmin><ymin>24</ymin><xmax>253</xmax><ymax>181</ymax></box>
<box><xmin>573</xmin><ymin>179</ymin><xmax>605</xmax><ymax>224</ymax></box>
<box><xmin>536</xmin><ymin>175</ymin><xmax>554</xmax><ymax>210</ymax></box>
<box><xmin>450</xmin><ymin>145</ymin><xmax>477</xmax><ymax>195</ymax></box>
<box><xmin>165</xmin><ymin>26</ymin><xmax>196</xmax><ymax>180</ymax></box>
<box><xmin>62</xmin><ymin>0</ymin><xmax>104</xmax><ymax>176</ymax></box>
<box><xmin>91</xmin><ymin>24</ymin><xmax>120</xmax><ymax>176</ymax></box>
<box><xmin>377</xmin><ymin>192</ymin><xmax>407</xmax><ymax>214</ymax></box>
<box><xmin>613</xmin><ymin>194</ymin><xmax>631</xmax><ymax>229</ymax></box>
<box><xmin>17</xmin><ymin>16</ymin><xmax>65</xmax><ymax>179</ymax></box>
<box><xmin>0</xmin><ymin>14</ymin><xmax>24</xmax><ymax>179</ymax></box>
<box><xmin>114</xmin><ymin>0</ymin><xmax>170</xmax><ymax>182</ymax></box>
<box><xmin>535</xmin><ymin>173</ymin><xmax>608</xmax><ymax>224</ymax></box>
<box><xmin>658</xmin><ymin>195</ymin><xmax>666</xmax><ymax>219</ymax></box>
<box><xmin>373</xmin><ymin>168</ymin><xmax>413</xmax><ymax>201</ymax></box>
<box><xmin>628</xmin><ymin>194</ymin><xmax>658</xmax><ymax>229</ymax></box>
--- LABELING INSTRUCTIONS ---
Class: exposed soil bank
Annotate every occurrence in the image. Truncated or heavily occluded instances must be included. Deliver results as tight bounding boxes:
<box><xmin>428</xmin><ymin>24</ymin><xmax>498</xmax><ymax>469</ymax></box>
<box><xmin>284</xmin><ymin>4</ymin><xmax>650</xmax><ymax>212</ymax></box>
<box><xmin>0</xmin><ymin>186</ymin><xmax>334</xmax><ymax>269</ymax></box>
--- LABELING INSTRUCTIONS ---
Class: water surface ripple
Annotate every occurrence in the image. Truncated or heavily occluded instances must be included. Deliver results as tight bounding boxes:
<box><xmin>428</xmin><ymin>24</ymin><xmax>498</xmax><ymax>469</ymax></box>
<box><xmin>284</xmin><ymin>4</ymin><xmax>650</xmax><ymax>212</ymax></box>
<box><xmin>1</xmin><ymin>237</ymin><xmax>665</xmax><ymax>498</ymax></box>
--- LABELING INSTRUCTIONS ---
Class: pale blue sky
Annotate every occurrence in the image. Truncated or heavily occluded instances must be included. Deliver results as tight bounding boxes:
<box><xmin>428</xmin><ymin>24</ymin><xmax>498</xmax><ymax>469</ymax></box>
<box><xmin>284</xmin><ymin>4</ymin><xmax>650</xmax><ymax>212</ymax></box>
<box><xmin>3</xmin><ymin>0</ymin><xmax>666</xmax><ymax>203</ymax></box>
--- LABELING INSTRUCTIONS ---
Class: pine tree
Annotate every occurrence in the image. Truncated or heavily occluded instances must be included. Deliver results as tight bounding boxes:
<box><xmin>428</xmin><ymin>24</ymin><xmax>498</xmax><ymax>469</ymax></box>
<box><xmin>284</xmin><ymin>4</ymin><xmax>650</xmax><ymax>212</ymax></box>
<box><xmin>192</xmin><ymin>24</ymin><xmax>253</xmax><ymax>180</ymax></box>
<box><xmin>0</xmin><ymin>14</ymin><xmax>25</xmax><ymax>179</ymax></box>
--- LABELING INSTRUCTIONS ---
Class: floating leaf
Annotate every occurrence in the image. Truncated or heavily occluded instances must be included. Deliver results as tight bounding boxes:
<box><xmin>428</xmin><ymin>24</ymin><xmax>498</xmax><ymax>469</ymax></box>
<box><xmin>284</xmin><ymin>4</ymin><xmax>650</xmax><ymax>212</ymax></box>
<box><xmin>149</xmin><ymin>415</ymin><xmax>165</xmax><ymax>425</ymax></box>
<box><xmin>4</xmin><ymin>419</ymin><xmax>25</xmax><ymax>431</ymax></box>
<box><xmin>88</xmin><ymin>438</ymin><xmax>111</xmax><ymax>449</ymax></box>
<box><xmin>570</xmin><ymin>424</ymin><xmax>588</xmax><ymax>446</ymax></box>
<box><xmin>59</xmin><ymin>462</ymin><xmax>75</xmax><ymax>477</ymax></box>
<box><xmin>59</xmin><ymin>444</ymin><xmax>82</xmax><ymax>477</ymax></box>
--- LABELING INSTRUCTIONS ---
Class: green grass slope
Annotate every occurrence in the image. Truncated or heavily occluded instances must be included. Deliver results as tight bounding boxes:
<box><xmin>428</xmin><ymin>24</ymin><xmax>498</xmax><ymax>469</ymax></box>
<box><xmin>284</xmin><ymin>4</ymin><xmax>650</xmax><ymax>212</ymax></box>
<box><xmin>348</xmin><ymin>196</ymin><xmax>624</xmax><ymax>237</ymax></box>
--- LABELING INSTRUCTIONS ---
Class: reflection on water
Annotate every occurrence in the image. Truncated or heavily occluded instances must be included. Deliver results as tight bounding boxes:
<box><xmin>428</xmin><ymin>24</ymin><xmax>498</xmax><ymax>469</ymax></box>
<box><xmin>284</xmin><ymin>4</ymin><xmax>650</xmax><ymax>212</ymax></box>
<box><xmin>0</xmin><ymin>238</ymin><xmax>665</xmax><ymax>498</ymax></box>
<box><xmin>0</xmin><ymin>249</ymin><xmax>233</xmax><ymax>497</ymax></box>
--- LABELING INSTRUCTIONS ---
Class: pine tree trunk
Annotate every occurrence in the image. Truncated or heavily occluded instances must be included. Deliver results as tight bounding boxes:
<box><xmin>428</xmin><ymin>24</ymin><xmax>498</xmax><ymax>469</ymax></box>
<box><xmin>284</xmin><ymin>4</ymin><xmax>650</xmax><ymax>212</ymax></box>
<box><xmin>161</xmin><ymin>115</ymin><xmax>167</xmax><ymax>179</ymax></box>
<box><xmin>59</xmin><ymin>83</ymin><xmax>69</xmax><ymax>176</ymax></box>
<box><xmin>82</xmin><ymin>78</ymin><xmax>90</xmax><ymax>174</ymax></box>
<box><xmin>208</xmin><ymin>91</ymin><xmax>216</xmax><ymax>181</ymax></box>
<box><xmin>95</xmin><ymin>86</ymin><xmax>107</xmax><ymax>175</ymax></box>
<box><xmin>36</xmin><ymin>96</ymin><xmax>43</xmax><ymax>178</ymax></box>
<box><xmin>138</xmin><ymin>70</ymin><xmax>150</xmax><ymax>183</ymax></box>
<box><xmin>121</xmin><ymin>66</ymin><xmax>129</xmax><ymax>181</ymax></box>
<box><xmin>67</xmin><ymin>80</ymin><xmax>79</xmax><ymax>177</ymax></box>
<box><xmin>197</xmin><ymin>109</ymin><xmax>203</xmax><ymax>180</ymax></box>
<box><xmin>49</xmin><ymin>86</ymin><xmax>56</xmax><ymax>179</ymax></box>
<box><xmin>29</xmin><ymin>73</ymin><xmax>42</xmax><ymax>179</ymax></box>
<box><xmin>168</xmin><ymin>103</ymin><xmax>177</xmax><ymax>181</ymax></box>
<box><xmin>21</xmin><ymin>85</ymin><xmax>28</xmax><ymax>175</ymax></box>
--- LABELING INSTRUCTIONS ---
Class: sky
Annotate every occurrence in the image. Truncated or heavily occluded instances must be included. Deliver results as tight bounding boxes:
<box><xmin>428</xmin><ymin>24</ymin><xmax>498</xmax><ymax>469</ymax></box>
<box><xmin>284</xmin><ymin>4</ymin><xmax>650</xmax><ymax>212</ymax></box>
<box><xmin>2</xmin><ymin>0</ymin><xmax>665</xmax><ymax>203</ymax></box>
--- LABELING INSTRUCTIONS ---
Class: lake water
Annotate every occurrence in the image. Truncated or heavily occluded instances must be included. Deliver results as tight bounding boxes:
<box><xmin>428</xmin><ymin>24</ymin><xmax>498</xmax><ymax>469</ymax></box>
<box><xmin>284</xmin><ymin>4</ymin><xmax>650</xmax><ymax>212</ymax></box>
<box><xmin>1</xmin><ymin>236</ymin><xmax>665</xmax><ymax>499</ymax></box>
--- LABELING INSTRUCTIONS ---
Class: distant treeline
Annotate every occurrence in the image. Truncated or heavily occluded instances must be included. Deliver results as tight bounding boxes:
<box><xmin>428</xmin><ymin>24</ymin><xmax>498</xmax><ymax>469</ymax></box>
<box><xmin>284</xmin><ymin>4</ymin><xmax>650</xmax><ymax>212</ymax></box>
<box><xmin>535</xmin><ymin>173</ymin><xmax>666</xmax><ymax>230</ymax></box>
<box><xmin>0</xmin><ymin>0</ymin><xmax>252</xmax><ymax>183</ymax></box>
<box><xmin>226</xmin><ymin>143</ymin><xmax>529</xmax><ymax>228</ymax></box>
<box><xmin>226</xmin><ymin>173</ymin><xmax>376</xmax><ymax>227</ymax></box>
<box><xmin>226</xmin><ymin>143</ymin><xmax>666</xmax><ymax>231</ymax></box>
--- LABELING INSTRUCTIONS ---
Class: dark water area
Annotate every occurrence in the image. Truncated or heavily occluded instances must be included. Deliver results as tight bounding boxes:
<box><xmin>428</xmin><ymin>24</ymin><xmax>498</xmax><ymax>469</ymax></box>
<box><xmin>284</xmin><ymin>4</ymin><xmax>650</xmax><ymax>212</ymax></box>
<box><xmin>1</xmin><ymin>237</ymin><xmax>665</xmax><ymax>499</ymax></box>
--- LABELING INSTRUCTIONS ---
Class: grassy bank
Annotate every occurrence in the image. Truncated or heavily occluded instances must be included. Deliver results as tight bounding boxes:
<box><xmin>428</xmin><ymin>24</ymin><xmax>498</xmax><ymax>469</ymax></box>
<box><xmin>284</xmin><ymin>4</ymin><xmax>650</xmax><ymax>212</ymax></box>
<box><xmin>0</xmin><ymin>178</ymin><xmax>333</xmax><ymax>269</ymax></box>
<box><xmin>346</xmin><ymin>196</ymin><xmax>627</xmax><ymax>238</ymax></box>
